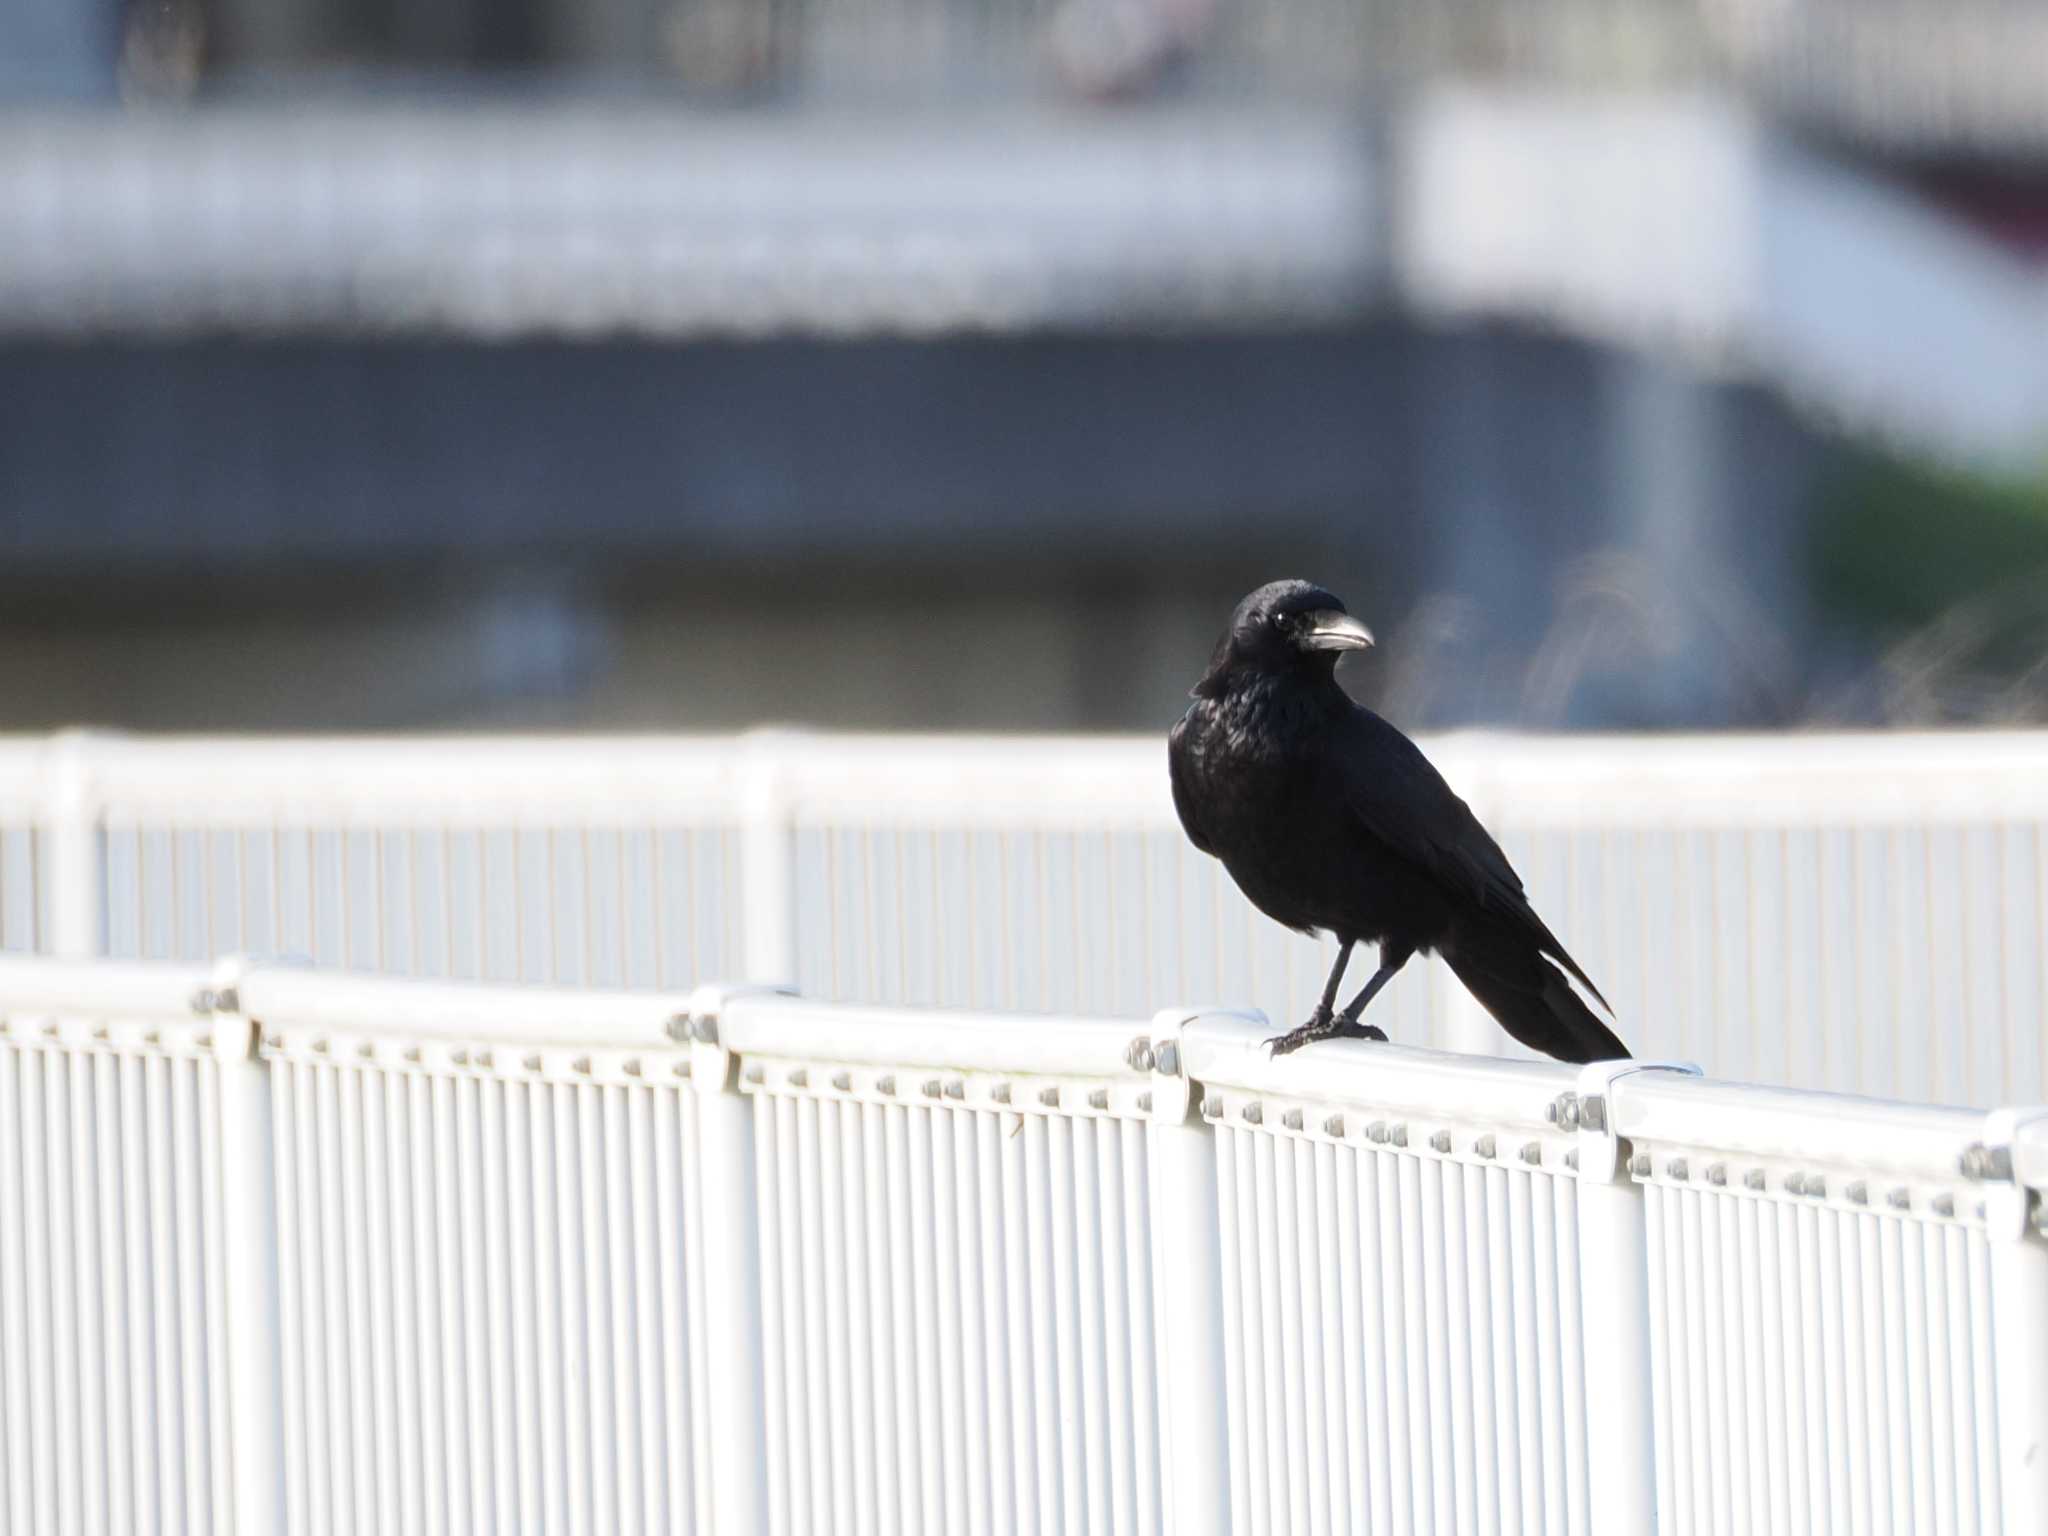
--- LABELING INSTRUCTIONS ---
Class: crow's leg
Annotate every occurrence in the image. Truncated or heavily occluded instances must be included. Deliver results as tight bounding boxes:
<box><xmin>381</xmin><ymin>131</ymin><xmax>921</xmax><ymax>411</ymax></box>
<box><xmin>1268</xmin><ymin>942</ymin><xmax>1416</xmax><ymax>1054</ymax></box>
<box><xmin>1264</xmin><ymin>940</ymin><xmax>1355</xmax><ymax>1055</ymax></box>
<box><xmin>1324</xmin><ymin>941</ymin><xmax>1416</xmax><ymax>1044</ymax></box>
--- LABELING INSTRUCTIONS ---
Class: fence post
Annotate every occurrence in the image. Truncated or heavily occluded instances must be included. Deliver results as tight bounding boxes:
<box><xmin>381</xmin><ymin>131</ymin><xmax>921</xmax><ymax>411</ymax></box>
<box><xmin>686</xmin><ymin>983</ymin><xmax>776</xmax><ymax>1536</ymax></box>
<box><xmin>1991</xmin><ymin>1110</ymin><xmax>2048</xmax><ymax>1534</ymax></box>
<box><xmin>1148</xmin><ymin>1008</ymin><xmax>1231</xmax><ymax>1536</ymax></box>
<box><xmin>202</xmin><ymin>957</ymin><xmax>285</xmax><ymax>1536</ymax></box>
<box><xmin>1573</xmin><ymin>1059</ymin><xmax>1697</xmax><ymax>1536</ymax></box>
<box><xmin>738</xmin><ymin>732</ymin><xmax>798</xmax><ymax>987</ymax></box>
<box><xmin>39</xmin><ymin>730</ymin><xmax>102</xmax><ymax>958</ymax></box>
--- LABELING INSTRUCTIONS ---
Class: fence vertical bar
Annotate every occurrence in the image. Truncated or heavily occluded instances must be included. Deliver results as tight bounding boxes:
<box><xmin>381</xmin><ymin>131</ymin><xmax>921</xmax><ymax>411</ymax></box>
<box><xmin>1575</xmin><ymin>1059</ymin><xmax>1697</xmax><ymax>1536</ymax></box>
<box><xmin>1993</xmin><ymin>1111</ymin><xmax>2048</xmax><ymax>1536</ymax></box>
<box><xmin>689</xmin><ymin>984</ymin><xmax>773</xmax><ymax>1536</ymax></box>
<box><xmin>740</xmin><ymin>732</ymin><xmax>800</xmax><ymax>986</ymax></box>
<box><xmin>1148</xmin><ymin>1009</ymin><xmax>1231</xmax><ymax>1536</ymax></box>
<box><xmin>41</xmin><ymin>731</ymin><xmax>103</xmax><ymax>959</ymax></box>
<box><xmin>206</xmin><ymin>958</ymin><xmax>286</xmax><ymax>1536</ymax></box>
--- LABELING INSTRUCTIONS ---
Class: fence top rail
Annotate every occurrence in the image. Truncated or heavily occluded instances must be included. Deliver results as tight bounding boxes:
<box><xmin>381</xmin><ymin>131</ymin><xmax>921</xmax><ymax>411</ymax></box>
<box><xmin>0</xmin><ymin>955</ymin><xmax>214</xmax><ymax>1021</ymax></box>
<box><xmin>70</xmin><ymin>731</ymin><xmax>752</xmax><ymax>826</ymax></box>
<box><xmin>235</xmin><ymin>961</ymin><xmax>692</xmax><ymax>1049</ymax></box>
<box><xmin>1612</xmin><ymin>1068</ymin><xmax>2002</xmax><ymax>1184</ymax></box>
<box><xmin>1179</xmin><ymin>1011</ymin><xmax>1576</xmax><ymax>1131</ymax></box>
<box><xmin>717</xmin><ymin>988</ymin><xmax>1154</xmax><ymax>1080</ymax></box>
<box><xmin>19</xmin><ymin>727</ymin><xmax>2048</xmax><ymax>829</ymax></box>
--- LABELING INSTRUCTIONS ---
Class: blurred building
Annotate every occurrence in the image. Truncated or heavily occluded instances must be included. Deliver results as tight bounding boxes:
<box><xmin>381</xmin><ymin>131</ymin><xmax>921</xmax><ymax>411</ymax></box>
<box><xmin>2</xmin><ymin>0</ymin><xmax>2046</xmax><ymax>732</ymax></box>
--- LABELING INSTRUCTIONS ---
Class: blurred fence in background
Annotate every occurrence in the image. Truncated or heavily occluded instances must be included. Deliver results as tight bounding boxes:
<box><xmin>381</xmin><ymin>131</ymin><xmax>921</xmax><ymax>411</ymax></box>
<box><xmin>3</xmin><ymin>729</ymin><xmax>2046</xmax><ymax>1106</ymax></box>
<box><xmin>2</xmin><ymin>959</ymin><xmax>2047</xmax><ymax>1534</ymax></box>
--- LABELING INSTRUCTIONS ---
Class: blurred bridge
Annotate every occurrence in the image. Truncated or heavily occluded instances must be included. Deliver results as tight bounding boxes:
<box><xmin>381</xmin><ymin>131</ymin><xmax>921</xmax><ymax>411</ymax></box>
<box><xmin>4</xmin><ymin>89</ymin><xmax>2046</xmax><ymax>468</ymax></box>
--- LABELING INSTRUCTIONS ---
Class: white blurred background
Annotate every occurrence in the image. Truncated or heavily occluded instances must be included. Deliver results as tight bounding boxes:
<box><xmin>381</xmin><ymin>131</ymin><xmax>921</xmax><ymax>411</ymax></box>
<box><xmin>3</xmin><ymin>0</ymin><xmax>2047</xmax><ymax>735</ymax></box>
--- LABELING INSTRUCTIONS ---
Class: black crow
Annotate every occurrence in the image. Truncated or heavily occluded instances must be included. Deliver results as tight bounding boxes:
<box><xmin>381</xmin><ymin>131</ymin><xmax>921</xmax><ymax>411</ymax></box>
<box><xmin>1168</xmin><ymin>579</ymin><xmax>1629</xmax><ymax>1062</ymax></box>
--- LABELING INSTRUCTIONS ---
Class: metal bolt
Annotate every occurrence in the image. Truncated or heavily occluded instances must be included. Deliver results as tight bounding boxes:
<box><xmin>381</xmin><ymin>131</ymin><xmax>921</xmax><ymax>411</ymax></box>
<box><xmin>1138</xmin><ymin>1091</ymin><xmax>1153</xmax><ymax>1113</ymax></box>
<box><xmin>623</xmin><ymin>1059</ymin><xmax>642</xmax><ymax>1078</ymax></box>
<box><xmin>91</xmin><ymin>1025</ymin><xmax>110</xmax><ymax>1041</ymax></box>
<box><xmin>1785</xmin><ymin>1172</ymin><xmax>1806</xmax><ymax>1195</ymax></box>
<box><xmin>1202</xmin><ymin>1094</ymin><xmax>1222</xmax><ymax>1120</ymax></box>
<box><xmin>1961</xmin><ymin>1144</ymin><xmax>1992</xmax><ymax>1180</ymax></box>
<box><xmin>673</xmin><ymin>1060</ymin><xmax>691</xmax><ymax>1079</ymax></box>
<box><xmin>194</xmin><ymin>1033</ymin><xmax>212</xmax><ymax>1051</ymax></box>
<box><xmin>1367</xmin><ymin>1121</ymin><xmax>1388</xmax><ymax>1144</ymax></box>
<box><xmin>1564</xmin><ymin>1149</ymin><xmax>1580</xmax><ymax>1171</ymax></box>
<box><xmin>788</xmin><ymin>1068</ymin><xmax>809</xmax><ymax>1089</ymax></box>
<box><xmin>1243</xmin><ymin>1103</ymin><xmax>1263</xmax><ymax>1126</ymax></box>
<box><xmin>1667</xmin><ymin>1157</ymin><xmax>1689</xmax><ymax>1181</ymax></box>
<box><xmin>1125</xmin><ymin>1037</ymin><xmax>1154</xmax><ymax>1073</ymax></box>
<box><xmin>1806</xmin><ymin>1176</ymin><xmax>1826</xmax><ymax>1198</ymax></box>
<box><xmin>524</xmin><ymin>1053</ymin><xmax>544</xmax><ymax>1072</ymax></box>
<box><xmin>1744</xmin><ymin>1169</ymin><xmax>1766</xmax><ymax>1192</ymax></box>
<box><xmin>309</xmin><ymin>1037</ymin><xmax>327</xmax><ymax>1054</ymax></box>
<box><xmin>451</xmin><ymin>1049</ymin><xmax>469</xmax><ymax>1067</ymax></box>
<box><xmin>690</xmin><ymin>1015</ymin><xmax>719</xmax><ymax>1045</ymax></box>
<box><xmin>665</xmin><ymin>1013</ymin><xmax>693</xmax><ymax>1043</ymax></box>
<box><xmin>1520</xmin><ymin>1142</ymin><xmax>1542</xmax><ymax>1166</ymax></box>
<box><xmin>573</xmin><ymin>1056</ymin><xmax>592</xmax><ymax>1075</ymax></box>
<box><xmin>1475</xmin><ymin>1135</ymin><xmax>1496</xmax><ymax>1159</ymax></box>
<box><xmin>1630</xmin><ymin>1153</ymin><xmax>1651</xmax><ymax>1179</ymax></box>
<box><xmin>990</xmin><ymin>1083</ymin><xmax>1010</xmax><ymax>1104</ymax></box>
<box><xmin>1325</xmin><ymin>1115</ymin><xmax>1346</xmax><ymax>1138</ymax></box>
<box><xmin>877</xmin><ymin>1075</ymin><xmax>896</xmax><ymax>1096</ymax></box>
<box><xmin>265</xmin><ymin>1032</ymin><xmax>284</xmax><ymax>1051</ymax></box>
<box><xmin>1429</xmin><ymin>1130</ymin><xmax>1452</xmax><ymax>1154</ymax></box>
<box><xmin>923</xmin><ymin>1079</ymin><xmax>942</xmax><ymax>1099</ymax></box>
<box><xmin>1845</xmin><ymin>1180</ymin><xmax>1868</xmax><ymax>1205</ymax></box>
<box><xmin>1933</xmin><ymin>1194</ymin><xmax>1956</xmax><ymax>1218</ymax></box>
<box><xmin>945</xmin><ymin>1080</ymin><xmax>967</xmax><ymax>1101</ymax></box>
<box><xmin>1706</xmin><ymin>1163</ymin><xmax>1727</xmax><ymax>1187</ymax></box>
<box><xmin>1283</xmin><ymin>1109</ymin><xmax>1305</xmax><ymax>1132</ymax></box>
<box><xmin>1041</xmin><ymin>1086</ymin><xmax>1061</xmax><ymax>1108</ymax></box>
<box><xmin>1888</xmin><ymin>1187</ymin><xmax>1911</xmax><ymax>1210</ymax></box>
<box><xmin>1578</xmin><ymin>1095</ymin><xmax>1605</xmax><ymax>1133</ymax></box>
<box><xmin>831</xmin><ymin>1070</ymin><xmax>852</xmax><ymax>1092</ymax></box>
<box><xmin>358</xmin><ymin>1042</ymin><xmax>376</xmax><ymax>1061</ymax></box>
<box><xmin>1154</xmin><ymin>1039</ymin><xmax>1180</xmax><ymax>1077</ymax></box>
<box><xmin>1089</xmin><ymin>1088</ymin><xmax>1110</xmax><ymax>1111</ymax></box>
<box><xmin>1390</xmin><ymin>1124</ymin><xmax>1409</xmax><ymax>1148</ymax></box>
<box><xmin>743</xmin><ymin>1064</ymin><xmax>765</xmax><ymax>1085</ymax></box>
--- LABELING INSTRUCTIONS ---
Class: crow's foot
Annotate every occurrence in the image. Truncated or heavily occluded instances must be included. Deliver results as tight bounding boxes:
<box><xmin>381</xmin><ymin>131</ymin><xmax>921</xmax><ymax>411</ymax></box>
<box><xmin>1264</xmin><ymin>1013</ymin><xmax>1390</xmax><ymax>1057</ymax></box>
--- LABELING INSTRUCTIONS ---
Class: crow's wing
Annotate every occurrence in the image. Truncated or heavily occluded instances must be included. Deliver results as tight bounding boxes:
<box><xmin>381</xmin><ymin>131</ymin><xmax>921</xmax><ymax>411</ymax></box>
<box><xmin>1167</xmin><ymin>714</ymin><xmax>1217</xmax><ymax>856</ymax></box>
<box><xmin>1334</xmin><ymin>708</ymin><xmax>1611</xmax><ymax>1012</ymax></box>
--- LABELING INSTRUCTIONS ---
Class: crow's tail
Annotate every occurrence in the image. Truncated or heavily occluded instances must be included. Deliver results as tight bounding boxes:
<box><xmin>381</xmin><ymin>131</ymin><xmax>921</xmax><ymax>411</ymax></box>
<box><xmin>1441</xmin><ymin>917</ymin><xmax>1629</xmax><ymax>1064</ymax></box>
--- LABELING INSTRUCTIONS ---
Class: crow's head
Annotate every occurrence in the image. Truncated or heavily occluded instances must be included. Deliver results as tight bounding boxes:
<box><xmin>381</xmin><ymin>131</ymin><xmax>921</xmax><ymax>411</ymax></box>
<box><xmin>1200</xmin><ymin>579</ymin><xmax>1374</xmax><ymax>689</ymax></box>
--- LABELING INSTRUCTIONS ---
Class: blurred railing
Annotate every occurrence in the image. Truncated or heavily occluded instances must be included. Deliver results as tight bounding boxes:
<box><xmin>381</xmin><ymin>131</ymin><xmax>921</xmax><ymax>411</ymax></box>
<box><xmin>2</xmin><ymin>956</ymin><xmax>2046</xmax><ymax>1533</ymax></box>
<box><xmin>6</xmin><ymin>728</ymin><xmax>2048</xmax><ymax>1105</ymax></box>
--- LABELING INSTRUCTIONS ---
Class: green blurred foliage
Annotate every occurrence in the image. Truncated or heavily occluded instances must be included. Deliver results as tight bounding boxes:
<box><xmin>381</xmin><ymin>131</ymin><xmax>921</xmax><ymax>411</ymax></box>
<box><xmin>1814</xmin><ymin>454</ymin><xmax>2048</xmax><ymax>642</ymax></box>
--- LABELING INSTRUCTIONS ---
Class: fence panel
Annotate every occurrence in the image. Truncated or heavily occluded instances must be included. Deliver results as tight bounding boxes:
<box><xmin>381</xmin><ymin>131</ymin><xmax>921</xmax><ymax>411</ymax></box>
<box><xmin>28</xmin><ymin>730</ymin><xmax>2048</xmax><ymax>1103</ymax></box>
<box><xmin>236</xmin><ymin>967</ymin><xmax>720</xmax><ymax>1536</ymax></box>
<box><xmin>721</xmin><ymin>990</ymin><xmax>1165</xmax><ymax>1536</ymax></box>
<box><xmin>0</xmin><ymin>744</ymin><xmax>44</xmax><ymax>955</ymax></box>
<box><xmin>782</xmin><ymin>738</ymin><xmax>1459</xmax><ymax>1049</ymax></box>
<box><xmin>1470</xmin><ymin>733</ymin><xmax>2048</xmax><ymax>1106</ymax></box>
<box><xmin>85</xmin><ymin>738</ymin><xmax>750</xmax><ymax>986</ymax></box>
<box><xmin>0</xmin><ymin>960</ymin><xmax>228</xmax><ymax>1535</ymax></box>
<box><xmin>1180</xmin><ymin>1014</ymin><xmax>1591</xmax><ymax>1536</ymax></box>
<box><xmin>1611</xmin><ymin>1072</ymin><xmax>2022</xmax><ymax>1536</ymax></box>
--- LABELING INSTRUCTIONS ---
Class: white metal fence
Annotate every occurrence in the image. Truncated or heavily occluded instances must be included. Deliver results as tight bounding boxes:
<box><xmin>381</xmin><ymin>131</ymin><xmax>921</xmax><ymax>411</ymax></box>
<box><xmin>9</xmin><ymin>730</ymin><xmax>2048</xmax><ymax>1106</ymax></box>
<box><xmin>3</xmin><ymin>955</ymin><xmax>2046</xmax><ymax>1535</ymax></box>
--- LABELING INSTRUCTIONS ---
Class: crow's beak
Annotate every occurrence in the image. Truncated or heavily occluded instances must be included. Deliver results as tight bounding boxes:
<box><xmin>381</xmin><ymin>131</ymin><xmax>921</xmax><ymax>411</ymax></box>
<box><xmin>1301</xmin><ymin>611</ymin><xmax>1375</xmax><ymax>652</ymax></box>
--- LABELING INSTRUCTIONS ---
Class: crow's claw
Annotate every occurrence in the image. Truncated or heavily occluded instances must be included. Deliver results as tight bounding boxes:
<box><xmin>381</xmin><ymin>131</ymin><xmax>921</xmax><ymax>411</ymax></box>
<box><xmin>1263</xmin><ymin>1012</ymin><xmax>1389</xmax><ymax>1057</ymax></box>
